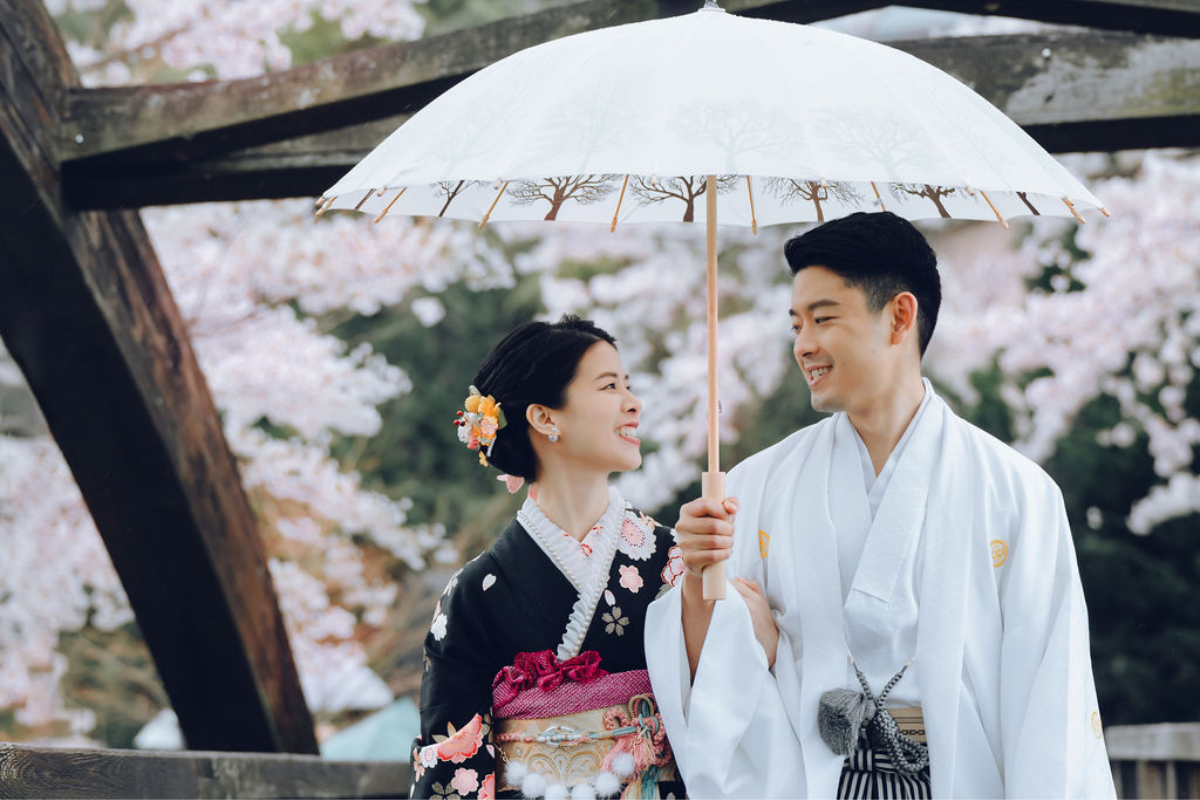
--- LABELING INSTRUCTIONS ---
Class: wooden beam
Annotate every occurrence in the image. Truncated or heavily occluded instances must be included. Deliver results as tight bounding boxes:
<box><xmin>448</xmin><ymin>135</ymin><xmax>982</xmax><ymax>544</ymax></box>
<box><xmin>907</xmin><ymin>30</ymin><xmax>1200</xmax><ymax>152</ymax></box>
<box><xmin>918</xmin><ymin>0</ymin><xmax>1200</xmax><ymax>39</ymax></box>
<box><xmin>57</xmin><ymin>0</ymin><xmax>876</xmax><ymax>169</ymax></box>
<box><xmin>0</xmin><ymin>0</ymin><xmax>317</xmax><ymax>754</ymax></box>
<box><xmin>0</xmin><ymin>745</ymin><xmax>408</xmax><ymax>799</ymax></box>
<box><xmin>54</xmin><ymin>0</ymin><xmax>1200</xmax><ymax>178</ymax></box>
<box><xmin>62</xmin><ymin>30</ymin><xmax>1200</xmax><ymax>207</ymax></box>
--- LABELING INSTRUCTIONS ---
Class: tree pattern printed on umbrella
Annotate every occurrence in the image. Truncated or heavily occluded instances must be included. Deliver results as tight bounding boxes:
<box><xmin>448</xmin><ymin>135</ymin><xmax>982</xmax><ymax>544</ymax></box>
<box><xmin>631</xmin><ymin>175</ymin><xmax>739</xmax><ymax>222</ymax></box>
<box><xmin>511</xmin><ymin>175</ymin><xmax>618</xmax><ymax>220</ymax></box>
<box><xmin>435</xmin><ymin>180</ymin><xmax>485</xmax><ymax>217</ymax></box>
<box><xmin>1015</xmin><ymin>191</ymin><xmax>1041</xmax><ymax>215</ymax></box>
<box><xmin>540</xmin><ymin>66</ymin><xmax>644</xmax><ymax>161</ymax></box>
<box><xmin>428</xmin><ymin>62</ymin><xmax>535</xmax><ymax>165</ymax></box>
<box><xmin>765</xmin><ymin>178</ymin><xmax>864</xmax><ymax>222</ymax></box>
<box><xmin>907</xmin><ymin>78</ymin><xmax>1032</xmax><ymax>207</ymax></box>
<box><xmin>891</xmin><ymin>183</ymin><xmax>959</xmax><ymax>218</ymax></box>
<box><xmin>824</xmin><ymin>109</ymin><xmax>934</xmax><ymax>183</ymax></box>
<box><xmin>675</xmin><ymin>101</ymin><xmax>802</xmax><ymax>173</ymax></box>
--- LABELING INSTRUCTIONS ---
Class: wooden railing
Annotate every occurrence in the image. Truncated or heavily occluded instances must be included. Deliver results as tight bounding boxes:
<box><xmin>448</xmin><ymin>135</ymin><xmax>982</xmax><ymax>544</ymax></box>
<box><xmin>0</xmin><ymin>744</ymin><xmax>408</xmax><ymax>799</ymax></box>
<box><xmin>1107</xmin><ymin>724</ymin><xmax>1200</xmax><ymax>799</ymax></box>
<box><xmin>3</xmin><ymin>725</ymin><xmax>1198</xmax><ymax>799</ymax></box>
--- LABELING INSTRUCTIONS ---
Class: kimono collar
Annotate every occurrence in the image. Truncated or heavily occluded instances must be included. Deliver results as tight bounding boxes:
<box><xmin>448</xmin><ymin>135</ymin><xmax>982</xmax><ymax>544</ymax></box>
<box><xmin>517</xmin><ymin>486</ymin><xmax>624</xmax><ymax>596</ymax></box>
<box><xmin>518</xmin><ymin>487</ymin><xmax>627</xmax><ymax>660</ymax></box>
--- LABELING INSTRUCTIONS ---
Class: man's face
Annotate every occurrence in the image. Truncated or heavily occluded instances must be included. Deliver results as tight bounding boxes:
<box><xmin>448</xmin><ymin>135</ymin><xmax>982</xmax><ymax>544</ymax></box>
<box><xmin>789</xmin><ymin>265</ymin><xmax>893</xmax><ymax>414</ymax></box>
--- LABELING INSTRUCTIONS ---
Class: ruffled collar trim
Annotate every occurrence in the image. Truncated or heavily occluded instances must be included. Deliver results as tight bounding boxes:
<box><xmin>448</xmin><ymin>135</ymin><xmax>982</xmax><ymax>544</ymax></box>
<box><xmin>518</xmin><ymin>487</ymin><xmax>625</xmax><ymax>660</ymax></box>
<box><xmin>518</xmin><ymin>487</ymin><xmax>622</xmax><ymax>594</ymax></box>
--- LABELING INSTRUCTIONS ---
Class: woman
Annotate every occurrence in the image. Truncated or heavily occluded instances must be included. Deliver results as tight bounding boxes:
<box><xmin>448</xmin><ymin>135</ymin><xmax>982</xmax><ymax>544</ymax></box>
<box><xmin>410</xmin><ymin>316</ymin><xmax>687</xmax><ymax>800</ymax></box>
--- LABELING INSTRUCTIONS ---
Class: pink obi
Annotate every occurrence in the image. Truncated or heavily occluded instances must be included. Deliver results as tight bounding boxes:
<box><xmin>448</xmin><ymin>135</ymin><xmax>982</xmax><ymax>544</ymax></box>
<box><xmin>491</xmin><ymin>650</ymin><xmax>653</xmax><ymax>720</ymax></box>
<box><xmin>490</xmin><ymin>651</ymin><xmax>676</xmax><ymax>795</ymax></box>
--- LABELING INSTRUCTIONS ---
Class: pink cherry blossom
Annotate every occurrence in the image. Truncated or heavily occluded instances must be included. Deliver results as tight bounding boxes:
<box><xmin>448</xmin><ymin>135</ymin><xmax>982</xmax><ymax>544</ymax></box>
<box><xmin>451</xmin><ymin>768</ymin><xmax>480</xmax><ymax>795</ymax></box>
<box><xmin>619</xmin><ymin>564</ymin><xmax>644</xmax><ymax>593</ymax></box>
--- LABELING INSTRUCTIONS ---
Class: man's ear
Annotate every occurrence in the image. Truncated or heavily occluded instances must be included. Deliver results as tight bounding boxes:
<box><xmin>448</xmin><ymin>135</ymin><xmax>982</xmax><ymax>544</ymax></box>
<box><xmin>526</xmin><ymin>404</ymin><xmax>556</xmax><ymax>436</ymax></box>
<box><xmin>890</xmin><ymin>292</ymin><xmax>919</xmax><ymax>346</ymax></box>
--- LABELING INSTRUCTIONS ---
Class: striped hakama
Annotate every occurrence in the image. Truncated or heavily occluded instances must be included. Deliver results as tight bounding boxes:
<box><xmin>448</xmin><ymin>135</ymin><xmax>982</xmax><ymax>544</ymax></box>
<box><xmin>837</xmin><ymin>739</ymin><xmax>932</xmax><ymax>800</ymax></box>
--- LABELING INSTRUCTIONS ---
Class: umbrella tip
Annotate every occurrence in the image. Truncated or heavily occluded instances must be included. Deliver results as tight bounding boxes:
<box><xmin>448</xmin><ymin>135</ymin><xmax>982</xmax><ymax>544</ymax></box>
<box><xmin>701</xmin><ymin>0</ymin><xmax>724</xmax><ymax>10</ymax></box>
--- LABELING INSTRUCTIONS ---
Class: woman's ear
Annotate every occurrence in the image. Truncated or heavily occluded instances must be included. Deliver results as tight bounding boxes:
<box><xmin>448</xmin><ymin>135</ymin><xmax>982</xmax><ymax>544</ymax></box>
<box><xmin>526</xmin><ymin>403</ymin><xmax>557</xmax><ymax>437</ymax></box>
<box><xmin>890</xmin><ymin>292</ymin><xmax>919</xmax><ymax>346</ymax></box>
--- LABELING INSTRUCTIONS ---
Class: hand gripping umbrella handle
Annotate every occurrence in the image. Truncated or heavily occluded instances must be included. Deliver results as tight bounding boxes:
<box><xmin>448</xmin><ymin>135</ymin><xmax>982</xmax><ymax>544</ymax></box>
<box><xmin>701</xmin><ymin>470</ymin><xmax>727</xmax><ymax>600</ymax></box>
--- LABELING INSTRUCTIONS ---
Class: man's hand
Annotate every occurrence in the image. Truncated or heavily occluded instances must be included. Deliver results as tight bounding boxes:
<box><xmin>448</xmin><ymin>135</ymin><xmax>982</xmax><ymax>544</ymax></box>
<box><xmin>678</xmin><ymin>495</ymin><xmax>739</xmax><ymax>679</ymax></box>
<box><xmin>677</xmin><ymin>496</ymin><xmax>739</xmax><ymax>586</ymax></box>
<box><xmin>733</xmin><ymin>577</ymin><xmax>779</xmax><ymax>669</ymax></box>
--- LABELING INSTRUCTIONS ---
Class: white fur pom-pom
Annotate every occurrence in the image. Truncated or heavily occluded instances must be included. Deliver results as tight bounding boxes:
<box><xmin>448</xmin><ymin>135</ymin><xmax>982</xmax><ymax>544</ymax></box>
<box><xmin>506</xmin><ymin>761</ymin><xmax>529</xmax><ymax>784</ymax></box>
<box><xmin>594</xmin><ymin>771</ymin><xmax>621</xmax><ymax>797</ymax></box>
<box><xmin>522</xmin><ymin>772</ymin><xmax>548</xmax><ymax>798</ymax></box>
<box><xmin>545</xmin><ymin>783</ymin><xmax>569</xmax><ymax>800</ymax></box>
<box><xmin>610</xmin><ymin>752</ymin><xmax>635</xmax><ymax>778</ymax></box>
<box><xmin>570</xmin><ymin>782</ymin><xmax>596</xmax><ymax>800</ymax></box>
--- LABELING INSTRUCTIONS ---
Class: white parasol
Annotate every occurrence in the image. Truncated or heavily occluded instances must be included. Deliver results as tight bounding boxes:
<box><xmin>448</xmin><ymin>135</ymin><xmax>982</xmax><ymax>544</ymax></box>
<box><xmin>320</xmin><ymin>2</ymin><xmax>1106</xmax><ymax>597</ymax></box>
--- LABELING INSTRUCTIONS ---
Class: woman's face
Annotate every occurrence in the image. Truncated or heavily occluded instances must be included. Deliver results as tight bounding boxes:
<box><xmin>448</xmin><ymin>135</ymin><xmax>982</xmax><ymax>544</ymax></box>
<box><xmin>545</xmin><ymin>341</ymin><xmax>642</xmax><ymax>476</ymax></box>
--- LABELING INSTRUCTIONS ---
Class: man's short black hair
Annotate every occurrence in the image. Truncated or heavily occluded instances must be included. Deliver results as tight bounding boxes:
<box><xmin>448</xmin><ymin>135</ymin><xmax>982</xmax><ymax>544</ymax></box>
<box><xmin>784</xmin><ymin>211</ymin><xmax>941</xmax><ymax>355</ymax></box>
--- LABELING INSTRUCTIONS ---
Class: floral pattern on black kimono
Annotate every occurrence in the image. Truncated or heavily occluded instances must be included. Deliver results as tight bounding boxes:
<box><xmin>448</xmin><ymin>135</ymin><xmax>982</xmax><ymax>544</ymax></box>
<box><xmin>409</xmin><ymin>491</ymin><xmax>685</xmax><ymax>799</ymax></box>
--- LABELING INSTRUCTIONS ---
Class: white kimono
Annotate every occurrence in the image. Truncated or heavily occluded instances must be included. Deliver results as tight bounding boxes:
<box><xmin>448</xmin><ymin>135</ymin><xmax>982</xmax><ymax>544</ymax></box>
<box><xmin>645</xmin><ymin>384</ymin><xmax>1115</xmax><ymax>798</ymax></box>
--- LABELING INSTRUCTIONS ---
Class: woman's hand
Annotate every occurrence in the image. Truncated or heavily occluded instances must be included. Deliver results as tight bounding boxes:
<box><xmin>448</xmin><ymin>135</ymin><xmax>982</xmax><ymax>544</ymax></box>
<box><xmin>733</xmin><ymin>577</ymin><xmax>779</xmax><ymax>669</ymax></box>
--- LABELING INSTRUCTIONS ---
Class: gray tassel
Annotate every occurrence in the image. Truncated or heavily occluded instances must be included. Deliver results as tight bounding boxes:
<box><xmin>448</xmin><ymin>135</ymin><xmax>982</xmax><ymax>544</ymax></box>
<box><xmin>820</xmin><ymin>657</ymin><xmax>930</xmax><ymax>776</ymax></box>
<box><xmin>817</xmin><ymin>687</ymin><xmax>876</xmax><ymax>755</ymax></box>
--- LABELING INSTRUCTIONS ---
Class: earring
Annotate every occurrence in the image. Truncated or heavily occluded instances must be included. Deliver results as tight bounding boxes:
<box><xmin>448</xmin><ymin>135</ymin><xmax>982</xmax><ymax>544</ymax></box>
<box><xmin>548</xmin><ymin>425</ymin><xmax>560</xmax><ymax>443</ymax></box>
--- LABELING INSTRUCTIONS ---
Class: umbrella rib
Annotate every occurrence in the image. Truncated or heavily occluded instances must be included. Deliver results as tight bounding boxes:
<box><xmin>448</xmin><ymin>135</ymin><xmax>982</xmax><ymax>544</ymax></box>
<box><xmin>745</xmin><ymin>176</ymin><xmax>758</xmax><ymax>235</ymax></box>
<box><xmin>479</xmin><ymin>182</ymin><xmax>510</xmax><ymax>229</ymax></box>
<box><xmin>610</xmin><ymin>175</ymin><xmax>630</xmax><ymax>233</ymax></box>
<box><xmin>979</xmin><ymin>191</ymin><xmax>1008</xmax><ymax>230</ymax></box>
<box><xmin>372</xmin><ymin>188</ymin><xmax>407</xmax><ymax>223</ymax></box>
<box><xmin>315</xmin><ymin>196</ymin><xmax>336</xmax><ymax>218</ymax></box>
<box><xmin>871</xmin><ymin>181</ymin><xmax>887</xmax><ymax>212</ymax></box>
<box><xmin>1061</xmin><ymin>197</ymin><xmax>1086</xmax><ymax>224</ymax></box>
<box><xmin>353</xmin><ymin>192</ymin><xmax>373</xmax><ymax>212</ymax></box>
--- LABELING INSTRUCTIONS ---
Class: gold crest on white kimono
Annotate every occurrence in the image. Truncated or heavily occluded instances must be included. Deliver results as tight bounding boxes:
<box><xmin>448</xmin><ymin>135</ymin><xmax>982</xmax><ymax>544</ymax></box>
<box><xmin>645</xmin><ymin>382</ymin><xmax>1116</xmax><ymax>798</ymax></box>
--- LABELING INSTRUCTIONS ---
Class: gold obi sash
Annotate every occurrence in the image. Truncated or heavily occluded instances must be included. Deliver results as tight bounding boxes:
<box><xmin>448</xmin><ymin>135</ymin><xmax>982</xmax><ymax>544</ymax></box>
<box><xmin>494</xmin><ymin>693</ymin><xmax>677</xmax><ymax>795</ymax></box>
<box><xmin>887</xmin><ymin>706</ymin><xmax>926</xmax><ymax>744</ymax></box>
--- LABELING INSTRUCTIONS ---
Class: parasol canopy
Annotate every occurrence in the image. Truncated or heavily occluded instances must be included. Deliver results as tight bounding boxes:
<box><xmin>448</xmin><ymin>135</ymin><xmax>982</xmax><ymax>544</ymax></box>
<box><xmin>321</xmin><ymin>4</ymin><xmax>1105</xmax><ymax>228</ymax></box>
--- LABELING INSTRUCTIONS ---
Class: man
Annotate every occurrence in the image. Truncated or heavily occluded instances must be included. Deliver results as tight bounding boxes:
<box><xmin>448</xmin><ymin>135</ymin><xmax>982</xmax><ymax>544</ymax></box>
<box><xmin>644</xmin><ymin>212</ymin><xmax>1115</xmax><ymax>798</ymax></box>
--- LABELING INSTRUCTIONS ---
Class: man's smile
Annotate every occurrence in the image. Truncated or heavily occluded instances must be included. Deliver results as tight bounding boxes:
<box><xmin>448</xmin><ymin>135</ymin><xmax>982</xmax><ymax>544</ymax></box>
<box><xmin>807</xmin><ymin>365</ymin><xmax>832</xmax><ymax>386</ymax></box>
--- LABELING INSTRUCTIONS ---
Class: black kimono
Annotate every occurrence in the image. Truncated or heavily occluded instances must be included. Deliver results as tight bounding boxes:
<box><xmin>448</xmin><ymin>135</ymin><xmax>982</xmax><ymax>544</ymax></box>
<box><xmin>410</xmin><ymin>489</ymin><xmax>686</xmax><ymax>799</ymax></box>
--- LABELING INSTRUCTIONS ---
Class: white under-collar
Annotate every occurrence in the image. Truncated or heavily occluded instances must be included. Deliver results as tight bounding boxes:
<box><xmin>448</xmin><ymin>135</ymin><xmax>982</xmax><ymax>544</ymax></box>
<box><xmin>517</xmin><ymin>486</ymin><xmax>625</xmax><ymax>660</ymax></box>
<box><xmin>853</xmin><ymin>378</ymin><xmax>934</xmax><ymax>519</ymax></box>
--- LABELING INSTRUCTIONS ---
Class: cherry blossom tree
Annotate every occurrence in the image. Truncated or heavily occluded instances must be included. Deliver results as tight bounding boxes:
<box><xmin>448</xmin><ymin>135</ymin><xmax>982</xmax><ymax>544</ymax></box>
<box><xmin>0</xmin><ymin>0</ymin><xmax>466</xmax><ymax>742</ymax></box>
<box><xmin>928</xmin><ymin>151</ymin><xmax>1200</xmax><ymax>535</ymax></box>
<box><xmin>50</xmin><ymin>0</ymin><xmax>426</xmax><ymax>85</ymax></box>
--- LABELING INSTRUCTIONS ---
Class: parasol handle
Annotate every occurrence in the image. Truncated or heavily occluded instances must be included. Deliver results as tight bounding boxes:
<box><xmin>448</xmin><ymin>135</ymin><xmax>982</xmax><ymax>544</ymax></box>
<box><xmin>701</xmin><ymin>174</ymin><xmax>727</xmax><ymax>601</ymax></box>
<box><xmin>701</xmin><ymin>470</ymin><xmax>727</xmax><ymax>600</ymax></box>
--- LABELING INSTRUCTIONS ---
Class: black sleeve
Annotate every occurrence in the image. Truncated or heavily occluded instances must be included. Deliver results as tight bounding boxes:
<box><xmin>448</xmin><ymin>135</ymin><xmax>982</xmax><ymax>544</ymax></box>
<box><xmin>409</xmin><ymin>560</ymin><xmax>500</xmax><ymax>800</ymax></box>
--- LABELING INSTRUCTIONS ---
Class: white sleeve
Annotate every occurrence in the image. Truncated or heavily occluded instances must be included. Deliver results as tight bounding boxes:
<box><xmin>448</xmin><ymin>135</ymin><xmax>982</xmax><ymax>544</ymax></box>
<box><xmin>645</xmin><ymin>581</ymin><xmax>806</xmax><ymax>798</ymax></box>
<box><xmin>998</xmin><ymin>479</ymin><xmax>1116</xmax><ymax>799</ymax></box>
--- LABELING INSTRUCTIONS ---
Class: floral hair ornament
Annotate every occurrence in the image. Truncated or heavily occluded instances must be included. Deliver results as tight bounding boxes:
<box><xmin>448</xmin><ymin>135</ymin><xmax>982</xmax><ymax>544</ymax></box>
<box><xmin>454</xmin><ymin>385</ymin><xmax>507</xmax><ymax>466</ymax></box>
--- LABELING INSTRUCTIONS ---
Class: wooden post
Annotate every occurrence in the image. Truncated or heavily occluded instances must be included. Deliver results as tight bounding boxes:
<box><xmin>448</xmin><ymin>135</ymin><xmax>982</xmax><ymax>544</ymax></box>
<box><xmin>0</xmin><ymin>0</ymin><xmax>316</xmax><ymax>753</ymax></box>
